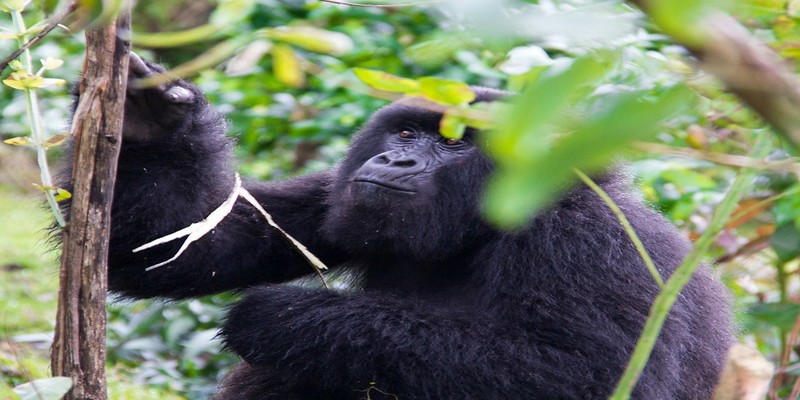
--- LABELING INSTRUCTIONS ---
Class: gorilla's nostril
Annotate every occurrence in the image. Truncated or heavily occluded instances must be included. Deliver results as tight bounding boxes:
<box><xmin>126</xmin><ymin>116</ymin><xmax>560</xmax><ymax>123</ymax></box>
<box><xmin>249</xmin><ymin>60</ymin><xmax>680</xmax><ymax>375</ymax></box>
<box><xmin>392</xmin><ymin>158</ymin><xmax>417</xmax><ymax>167</ymax></box>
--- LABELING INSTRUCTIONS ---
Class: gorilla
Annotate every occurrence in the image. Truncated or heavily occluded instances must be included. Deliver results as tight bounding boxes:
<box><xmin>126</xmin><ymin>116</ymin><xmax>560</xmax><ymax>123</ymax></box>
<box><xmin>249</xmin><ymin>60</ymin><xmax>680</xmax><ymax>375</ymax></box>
<box><xmin>60</xmin><ymin>54</ymin><xmax>733</xmax><ymax>400</ymax></box>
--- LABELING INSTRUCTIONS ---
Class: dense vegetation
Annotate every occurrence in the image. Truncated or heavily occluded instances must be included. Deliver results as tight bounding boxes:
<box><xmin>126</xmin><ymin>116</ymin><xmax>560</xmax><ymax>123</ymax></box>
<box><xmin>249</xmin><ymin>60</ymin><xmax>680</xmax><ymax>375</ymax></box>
<box><xmin>1</xmin><ymin>0</ymin><xmax>799</xmax><ymax>398</ymax></box>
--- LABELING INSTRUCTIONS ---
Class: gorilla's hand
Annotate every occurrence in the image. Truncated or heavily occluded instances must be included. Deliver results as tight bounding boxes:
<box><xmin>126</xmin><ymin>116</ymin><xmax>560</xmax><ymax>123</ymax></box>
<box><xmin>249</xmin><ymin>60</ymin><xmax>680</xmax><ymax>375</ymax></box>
<box><xmin>123</xmin><ymin>53</ymin><xmax>201</xmax><ymax>142</ymax></box>
<box><xmin>220</xmin><ymin>285</ymin><xmax>338</xmax><ymax>366</ymax></box>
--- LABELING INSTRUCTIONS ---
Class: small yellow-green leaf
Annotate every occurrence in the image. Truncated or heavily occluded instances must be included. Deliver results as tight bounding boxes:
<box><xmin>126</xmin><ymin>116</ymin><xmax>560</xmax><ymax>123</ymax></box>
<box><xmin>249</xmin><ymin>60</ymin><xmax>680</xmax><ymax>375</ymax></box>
<box><xmin>261</xmin><ymin>26</ymin><xmax>353</xmax><ymax>55</ymax></box>
<box><xmin>32</xmin><ymin>183</ymin><xmax>57</xmax><ymax>192</ymax></box>
<box><xmin>440</xmin><ymin>111</ymin><xmax>467</xmax><ymax>140</ymax></box>
<box><xmin>55</xmin><ymin>188</ymin><xmax>72</xmax><ymax>202</ymax></box>
<box><xmin>4</xmin><ymin>136</ymin><xmax>33</xmax><ymax>146</ymax></box>
<box><xmin>13</xmin><ymin>377</ymin><xmax>73</xmax><ymax>400</ymax></box>
<box><xmin>1</xmin><ymin>0</ymin><xmax>28</xmax><ymax>12</ymax></box>
<box><xmin>0</xmin><ymin>32</ymin><xmax>17</xmax><ymax>39</ymax></box>
<box><xmin>8</xmin><ymin>60</ymin><xmax>23</xmax><ymax>70</ymax></box>
<box><xmin>136</xmin><ymin>37</ymin><xmax>248</xmax><ymax>87</ymax></box>
<box><xmin>134</xmin><ymin>24</ymin><xmax>222</xmax><ymax>48</ymax></box>
<box><xmin>38</xmin><ymin>78</ymin><xmax>67</xmax><ymax>88</ymax></box>
<box><xmin>3</xmin><ymin>71</ymin><xmax>44</xmax><ymax>90</ymax></box>
<box><xmin>648</xmin><ymin>0</ymin><xmax>711</xmax><ymax>46</ymax></box>
<box><xmin>789</xmin><ymin>0</ymin><xmax>800</xmax><ymax>17</ymax></box>
<box><xmin>352</xmin><ymin>68</ymin><xmax>420</xmax><ymax>94</ymax></box>
<box><xmin>40</xmin><ymin>57</ymin><xmax>63</xmax><ymax>70</ymax></box>
<box><xmin>272</xmin><ymin>44</ymin><xmax>304</xmax><ymax>88</ymax></box>
<box><xmin>210</xmin><ymin>0</ymin><xmax>257</xmax><ymax>26</ymax></box>
<box><xmin>43</xmin><ymin>133</ymin><xmax>67</xmax><ymax>148</ymax></box>
<box><xmin>418</xmin><ymin>77</ymin><xmax>476</xmax><ymax>106</ymax></box>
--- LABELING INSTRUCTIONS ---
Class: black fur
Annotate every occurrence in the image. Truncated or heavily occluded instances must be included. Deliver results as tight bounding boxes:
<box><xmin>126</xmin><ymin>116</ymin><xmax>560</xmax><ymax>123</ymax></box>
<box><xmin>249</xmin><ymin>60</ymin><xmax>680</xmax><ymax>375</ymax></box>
<box><xmin>60</xmin><ymin>56</ymin><xmax>732</xmax><ymax>399</ymax></box>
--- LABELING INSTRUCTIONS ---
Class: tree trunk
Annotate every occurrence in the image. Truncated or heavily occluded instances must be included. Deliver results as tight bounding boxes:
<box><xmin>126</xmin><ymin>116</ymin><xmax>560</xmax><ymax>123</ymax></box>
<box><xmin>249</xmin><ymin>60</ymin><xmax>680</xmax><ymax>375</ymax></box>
<box><xmin>51</xmin><ymin>11</ymin><xmax>131</xmax><ymax>400</ymax></box>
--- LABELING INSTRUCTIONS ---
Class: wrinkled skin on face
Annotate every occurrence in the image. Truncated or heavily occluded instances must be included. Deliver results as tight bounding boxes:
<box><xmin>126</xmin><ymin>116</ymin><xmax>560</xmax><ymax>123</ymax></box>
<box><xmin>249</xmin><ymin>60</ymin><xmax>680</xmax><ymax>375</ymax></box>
<box><xmin>323</xmin><ymin>95</ymin><xmax>503</xmax><ymax>260</ymax></box>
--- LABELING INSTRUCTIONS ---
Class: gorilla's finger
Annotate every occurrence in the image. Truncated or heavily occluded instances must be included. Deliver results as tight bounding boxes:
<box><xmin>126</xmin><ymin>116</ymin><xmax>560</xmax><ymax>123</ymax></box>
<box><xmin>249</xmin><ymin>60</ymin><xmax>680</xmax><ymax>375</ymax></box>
<box><xmin>128</xmin><ymin>52</ymin><xmax>150</xmax><ymax>78</ymax></box>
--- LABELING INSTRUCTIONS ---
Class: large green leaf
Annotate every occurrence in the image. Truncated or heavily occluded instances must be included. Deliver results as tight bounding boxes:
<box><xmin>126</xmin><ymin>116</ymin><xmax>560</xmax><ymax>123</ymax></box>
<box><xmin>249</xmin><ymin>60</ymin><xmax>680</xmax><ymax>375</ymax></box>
<box><xmin>352</xmin><ymin>68</ymin><xmax>420</xmax><ymax>94</ymax></box>
<box><xmin>486</xmin><ymin>53</ymin><xmax>618</xmax><ymax>166</ymax></box>
<box><xmin>13</xmin><ymin>377</ymin><xmax>72</xmax><ymax>400</ymax></box>
<box><xmin>483</xmin><ymin>85</ymin><xmax>694</xmax><ymax>228</ymax></box>
<box><xmin>418</xmin><ymin>77</ymin><xmax>476</xmax><ymax>106</ymax></box>
<box><xmin>262</xmin><ymin>26</ymin><xmax>354</xmax><ymax>56</ymax></box>
<box><xmin>771</xmin><ymin>222</ymin><xmax>800</xmax><ymax>262</ymax></box>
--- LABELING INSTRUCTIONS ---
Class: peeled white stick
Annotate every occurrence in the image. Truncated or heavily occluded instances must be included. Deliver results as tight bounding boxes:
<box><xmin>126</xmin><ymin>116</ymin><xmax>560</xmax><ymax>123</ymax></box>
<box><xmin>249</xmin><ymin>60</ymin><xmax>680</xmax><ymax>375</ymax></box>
<box><xmin>132</xmin><ymin>173</ymin><xmax>329</xmax><ymax>284</ymax></box>
<box><xmin>238</xmin><ymin>187</ymin><xmax>329</xmax><ymax>273</ymax></box>
<box><xmin>134</xmin><ymin>173</ymin><xmax>243</xmax><ymax>271</ymax></box>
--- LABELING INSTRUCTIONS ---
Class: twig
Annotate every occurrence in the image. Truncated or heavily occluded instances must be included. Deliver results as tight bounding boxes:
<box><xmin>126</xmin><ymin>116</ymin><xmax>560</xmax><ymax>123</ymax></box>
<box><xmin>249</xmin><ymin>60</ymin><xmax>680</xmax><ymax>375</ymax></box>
<box><xmin>627</xmin><ymin>1</ymin><xmax>800</xmax><ymax>148</ymax></box>
<box><xmin>574</xmin><ymin>169</ymin><xmax>665</xmax><ymax>289</ymax></box>
<box><xmin>134</xmin><ymin>174</ymin><xmax>243</xmax><ymax>271</ymax></box>
<box><xmin>318</xmin><ymin>0</ymin><xmax>441</xmax><ymax>8</ymax></box>
<box><xmin>632</xmin><ymin>141</ymin><xmax>800</xmax><ymax>175</ymax></box>
<box><xmin>714</xmin><ymin>235</ymin><xmax>771</xmax><ymax>264</ymax></box>
<box><xmin>239</xmin><ymin>187</ymin><xmax>330</xmax><ymax>288</ymax></box>
<box><xmin>772</xmin><ymin>313</ymin><xmax>800</xmax><ymax>395</ymax></box>
<box><xmin>0</xmin><ymin>1</ymin><xmax>78</xmax><ymax>74</ymax></box>
<box><xmin>134</xmin><ymin>173</ymin><xmax>330</xmax><ymax>287</ymax></box>
<box><xmin>609</xmin><ymin>133</ymin><xmax>772</xmax><ymax>399</ymax></box>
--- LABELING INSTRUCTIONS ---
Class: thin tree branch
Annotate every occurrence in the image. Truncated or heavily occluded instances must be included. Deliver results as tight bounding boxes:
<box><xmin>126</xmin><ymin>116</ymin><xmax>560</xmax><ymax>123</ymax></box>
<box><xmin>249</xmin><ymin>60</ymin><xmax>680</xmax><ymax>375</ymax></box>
<box><xmin>626</xmin><ymin>1</ymin><xmax>800</xmax><ymax>149</ymax></box>
<box><xmin>0</xmin><ymin>1</ymin><xmax>78</xmax><ymax>74</ymax></box>
<box><xmin>317</xmin><ymin>0</ymin><xmax>441</xmax><ymax>8</ymax></box>
<box><xmin>633</xmin><ymin>141</ymin><xmax>800</xmax><ymax>175</ymax></box>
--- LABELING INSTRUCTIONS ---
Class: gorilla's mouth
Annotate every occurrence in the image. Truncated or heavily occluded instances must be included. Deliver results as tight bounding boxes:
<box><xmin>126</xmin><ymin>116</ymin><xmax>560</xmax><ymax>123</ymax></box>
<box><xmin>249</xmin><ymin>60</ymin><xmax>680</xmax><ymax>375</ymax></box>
<box><xmin>352</xmin><ymin>178</ymin><xmax>416</xmax><ymax>193</ymax></box>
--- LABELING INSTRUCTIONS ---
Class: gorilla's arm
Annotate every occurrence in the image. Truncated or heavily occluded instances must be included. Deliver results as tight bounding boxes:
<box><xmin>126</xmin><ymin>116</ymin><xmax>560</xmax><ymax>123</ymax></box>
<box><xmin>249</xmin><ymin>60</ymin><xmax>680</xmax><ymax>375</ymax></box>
<box><xmin>221</xmin><ymin>285</ymin><xmax>618</xmax><ymax>399</ymax></box>
<box><xmin>60</xmin><ymin>55</ymin><xmax>345</xmax><ymax>299</ymax></box>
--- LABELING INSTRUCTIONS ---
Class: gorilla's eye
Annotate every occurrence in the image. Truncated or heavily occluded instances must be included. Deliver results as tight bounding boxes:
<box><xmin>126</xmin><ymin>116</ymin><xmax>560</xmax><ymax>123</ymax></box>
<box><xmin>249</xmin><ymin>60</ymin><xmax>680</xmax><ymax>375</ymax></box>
<box><xmin>398</xmin><ymin>130</ymin><xmax>416</xmax><ymax>139</ymax></box>
<box><xmin>444</xmin><ymin>138</ymin><xmax>465</xmax><ymax>146</ymax></box>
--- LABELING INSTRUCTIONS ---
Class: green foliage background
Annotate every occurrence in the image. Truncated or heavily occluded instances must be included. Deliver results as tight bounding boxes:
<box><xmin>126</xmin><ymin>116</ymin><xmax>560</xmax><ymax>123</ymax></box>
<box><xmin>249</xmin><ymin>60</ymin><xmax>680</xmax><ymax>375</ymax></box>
<box><xmin>1</xmin><ymin>0</ymin><xmax>800</xmax><ymax>399</ymax></box>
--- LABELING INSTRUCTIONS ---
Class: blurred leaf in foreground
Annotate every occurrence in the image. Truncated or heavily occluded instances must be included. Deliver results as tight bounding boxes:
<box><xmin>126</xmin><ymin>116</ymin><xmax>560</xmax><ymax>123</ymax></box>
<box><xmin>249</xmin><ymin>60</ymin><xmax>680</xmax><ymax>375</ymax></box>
<box><xmin>483</xmin><ymin>74</ymin><xmax>695</xmax><ymax>228</ymax></box>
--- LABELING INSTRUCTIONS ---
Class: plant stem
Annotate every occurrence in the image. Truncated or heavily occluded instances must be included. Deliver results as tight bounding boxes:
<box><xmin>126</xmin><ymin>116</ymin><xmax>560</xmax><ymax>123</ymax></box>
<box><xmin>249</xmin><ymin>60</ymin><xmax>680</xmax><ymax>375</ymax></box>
<box><xmin>609</xmin><ymin>134</ymin><xmax>771</xmax><ymax>399</ymax></box>
<box><xmin>574</xmin><ymin>169</ymin><xmax>664</xmax><ymax>289</ymax></box>
<box><xmin>10</xmin><ymin>9</ymin><xmax>66</xmax><ymax>227</ymax></box>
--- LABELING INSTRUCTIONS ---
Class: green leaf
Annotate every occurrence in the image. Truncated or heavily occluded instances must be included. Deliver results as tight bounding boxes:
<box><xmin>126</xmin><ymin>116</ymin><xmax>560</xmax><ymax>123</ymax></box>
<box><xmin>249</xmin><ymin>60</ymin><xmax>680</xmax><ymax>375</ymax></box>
<box><xmin>352</xmin><ymin>68</ymin><xmax>420</xmax><ymax>94</ymax></box>
<box><xmin>418</xmin><ymin>77</ymin><xmax>476</xmax><ymax>106</ymax></box>
<box><xmin>261</xmin><ymin>26</ymin><xmax>354</xmax><ymax>56</ymax></box>
<box><xmin>55</xmin><ymin>188</ymin><xmax>71</xmax><ymax>202</ymax></box>
<box><xmin>790</xmin><ymin>0</ymin><xmax>800</xmax><ymax>17</ymax></box>
<box><xmin>648</xmin><ymin>0</ymin><xmax>713</xmax><ymax>46</ymax></box>
<box><xmin>13</xmin><ymin>377</ymin><xmax>73</xmax><ymax>400</ymax></box>
<box><xmin>747</xmin><ymin>302</ymin><xmax>800</xmax><ymax>331</ymax></box>
<box><xmin>32</xmin><ymin>183</ymin><xmax>57</xmax><ymax>191</ymax></box>
<box><xmin>38</xmin><ymin>78</ymin><xmax>66</xmax><ymax>88</ymax></box>
<box><xmin>661</xmin><ymin>170</ymin><xmax>717</xmax><ymax>190</ymax></box>
<box><xmin>771</xmin><ymin>223</ymin><xmax>800</xmax><ymax>262</ymax></box>
<box><xmin>1</xmin><ymin>0</ymin><xmax>28</xmax><ymax>12</ymax></box>
<box><xmin>136</xmin><ymin>37</ymin><xmax>249</xmax><ymax>87</ymax></box>
<box><xmin>210</xmin><ymin>0</ymin><xmax>256</xmax><ymax>26</ymax></box>
<box><xmin>404</xmin><ymin>36</ymin><xmax>466</xmax><ymax>67</ymax></box>
<box><xmin>3</xmin><ymin>71</ymin><xmax>44</xmax><ymax>90</ymax></box>
<box><xmin>85</xmin><ymin>0</ymin><xmax>126</xmax><ymax>27</ymax></box>
<box><xmin>773</xmin><ymin>184</ymin><xmax>800</xmax><ymax>226</ymax></box>
<box><xmin>133</xmin><ymin>24</ymin><xmax>221</xmax><ymax>48</ymax></box>
<box><xmin>486</xmin><ymin>53</ymin><xmax>618</xmax><ymax>166</ymax></box>
<box><xmin>483</xmin><ymin>85</ymin><xmax>694</xmax><ymax>228</ymax></box>
<box><xmin>440</xmin><ymin>111</ymin><xmax>467</xmax><ymax>140</ymax></box>
<box><xmin>272</xmin><ymin>44</ymin><xmax>304</xmax><ymax>88</ymax></box>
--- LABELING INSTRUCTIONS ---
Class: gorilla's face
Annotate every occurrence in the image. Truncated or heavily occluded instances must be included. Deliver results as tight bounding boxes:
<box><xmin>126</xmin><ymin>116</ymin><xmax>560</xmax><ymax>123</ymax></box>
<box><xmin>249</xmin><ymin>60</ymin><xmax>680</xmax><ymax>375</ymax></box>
<box><xmin>322</xmin><ymin>96</ymin><xmax>497</xmax><ymax>261</ymax></box>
